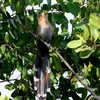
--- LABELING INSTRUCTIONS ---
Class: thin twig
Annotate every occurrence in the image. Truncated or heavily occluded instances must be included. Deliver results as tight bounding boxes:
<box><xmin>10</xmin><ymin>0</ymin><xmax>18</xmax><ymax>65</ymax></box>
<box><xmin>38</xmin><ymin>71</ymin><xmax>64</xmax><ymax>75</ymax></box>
<box><xmin>0</xmin><ymin>79</ymin><xmax>17</xmax><ymax>83</ymax></box>
<box><xmin>12</xmin><ymin>16</ymin><xmax>100</xmax><ymax>100</ymax></box>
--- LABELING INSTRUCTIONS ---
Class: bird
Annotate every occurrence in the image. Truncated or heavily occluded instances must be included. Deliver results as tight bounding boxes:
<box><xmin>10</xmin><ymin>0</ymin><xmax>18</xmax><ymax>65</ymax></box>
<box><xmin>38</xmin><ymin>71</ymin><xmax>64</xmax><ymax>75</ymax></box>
<box><xmin>33</xmin><ymin>11</ymin><xmax>54</xmax><ymax>100</ymax></box>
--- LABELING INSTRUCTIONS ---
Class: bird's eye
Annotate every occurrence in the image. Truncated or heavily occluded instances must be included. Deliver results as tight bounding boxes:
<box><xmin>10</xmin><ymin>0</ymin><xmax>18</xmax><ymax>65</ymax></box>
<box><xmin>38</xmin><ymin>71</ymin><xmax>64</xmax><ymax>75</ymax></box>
<box><xmin>40</xmin><ymin>14</ymin><xmax>42</xmax><ymax>17</ymax></box>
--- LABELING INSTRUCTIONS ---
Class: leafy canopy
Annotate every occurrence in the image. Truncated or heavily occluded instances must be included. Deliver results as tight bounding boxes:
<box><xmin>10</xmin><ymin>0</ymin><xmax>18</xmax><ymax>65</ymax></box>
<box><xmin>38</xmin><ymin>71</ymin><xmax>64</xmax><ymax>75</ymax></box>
<box><xmin>0</xmin><ymin>0</ymin><xmax>100</xmax><ymax>100</ymax></box>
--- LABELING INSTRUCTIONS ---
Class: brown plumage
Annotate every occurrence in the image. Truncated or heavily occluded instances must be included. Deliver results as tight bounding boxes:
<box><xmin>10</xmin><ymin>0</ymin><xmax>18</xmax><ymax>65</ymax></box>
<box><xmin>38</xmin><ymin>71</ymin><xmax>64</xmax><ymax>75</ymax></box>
<box><xmin>34</xmin><ymin>12</ymin><xmax>54</xmax><ymax>100</ymax></box>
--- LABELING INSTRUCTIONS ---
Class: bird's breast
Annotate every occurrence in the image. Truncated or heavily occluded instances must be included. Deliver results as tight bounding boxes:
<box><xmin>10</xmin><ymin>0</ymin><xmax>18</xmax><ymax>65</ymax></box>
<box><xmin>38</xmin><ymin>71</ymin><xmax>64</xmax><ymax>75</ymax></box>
<box><xmin>38</xmin><ymin>27</ymin><xmax>54</xmax><ymax>43</ymax></box>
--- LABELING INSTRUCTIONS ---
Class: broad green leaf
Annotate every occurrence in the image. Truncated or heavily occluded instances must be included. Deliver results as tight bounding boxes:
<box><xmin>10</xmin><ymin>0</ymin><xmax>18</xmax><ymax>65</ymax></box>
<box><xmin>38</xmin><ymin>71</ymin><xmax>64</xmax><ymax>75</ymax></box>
<box><xmin>1</xmin><ymin>44</ymin><xmax>6</xmax><ymax>54</ymax></box>
<box><xmin>80</xmin><ymin>48</ymin><xmax>95</xmax><ymax>59</ymax></box>
<box><xmin>16</xmin><ymin>61</ymin><xmax>22</xmax><ymax>72</ymax></box>
<box><xmin>67</xmin><ymin>2</ymin><xmax>80</xmax><ymax>17</ymax></box>
<box><xmin>76</xmin><ymin>88</ymin><xmax>87</xmax><ymax>100</ymax></box>
<box><xmin>52</xmin><ymin>13</ymin><xmax>68</xmax><ymax>24</ymax></box>
<box><xmin>52</xmin><ymin>54</ymin><xmax>63</xmax><ymax>73</ymax></box>
<box><xmin>89</xmin><ymin>13</ymin><xmax>100</xmax><ymax>29</ymax></box>
<box><xmin>5</xmin><ymin>51</ymin><xmax>11</xmax><ymax>62</ymax></box>
<box><xmin>4</xmin><ymin>96</ymin><xmax>10</xmax><ymax>100</ymax></box>
<box><xmin>75</xmin><ymin>46</ymin><xmax>92</xmax><ymax>53</ymax></box>
<box><xmin>0</xmin><ymin>96</ymin><xmax>10</xmax><ymax>100</ymax></box>
<box><xmin>22</xmin><ymin>67</ymin><xmax>27</xmax><ymax>78</ymax></box>
<box><xmin>13</xmin><ymin>96</ymin><xmax>22</xmax><ymax>100</ymax></box>
<box><xmin>67</xmin><ymin>40</ymin><xmax>83</xmax><ymax>48</ymax></box>
<box><xmin>50</xmin><ymin>71</ymin><xmax>57</xmax><ymax>84</ymax></box>
<box><xmin>82</xmin><ymin>25</ymin><xmax>89</xmax><ymax>41</ymax></box>
<box><xmin>4</xmin><ymin>0</ymin><xmax>10</xmax><ymax>7</ymax></box>
<box><xmin>90</xmin><ymin>24</ymin><xmax>98</xmax><ymax>41</ymax></box>
<box><xmin>15</xmin><ymin>1</ymin><xmax>23</xmax><ymax>13</ymax></box>
<box><xmin>5</xmin><ymin>84</ymin><xmax>16</xmax><ymax>90</ymax></box>
<box><xmin>52</xmin><ymin>35</ymin><xmax>63</xmax><ymax>47</ymax></box>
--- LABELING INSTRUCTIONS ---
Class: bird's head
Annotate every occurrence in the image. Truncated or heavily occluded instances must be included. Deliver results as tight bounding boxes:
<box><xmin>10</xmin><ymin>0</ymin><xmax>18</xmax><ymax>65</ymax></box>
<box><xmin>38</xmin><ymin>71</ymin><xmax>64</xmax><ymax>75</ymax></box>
<box><xmin>38</xmin><ymin>11</ymin><xmax>48</xmax><ymax>21</ymax></box>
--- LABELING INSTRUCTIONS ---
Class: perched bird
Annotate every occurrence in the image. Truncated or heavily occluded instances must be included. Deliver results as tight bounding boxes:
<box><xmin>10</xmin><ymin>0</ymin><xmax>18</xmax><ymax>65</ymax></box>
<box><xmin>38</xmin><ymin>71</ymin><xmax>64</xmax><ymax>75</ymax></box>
<box><xmin>34</xmin><ymin>11</ymin><xmax>54</xmax><ymax>100</ymax></box>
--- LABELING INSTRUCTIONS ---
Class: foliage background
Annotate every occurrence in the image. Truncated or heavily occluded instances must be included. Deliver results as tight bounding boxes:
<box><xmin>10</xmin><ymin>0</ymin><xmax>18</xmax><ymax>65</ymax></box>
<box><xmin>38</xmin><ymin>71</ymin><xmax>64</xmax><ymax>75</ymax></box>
<box><xmin>0</xmin><ymin>0</ymin><xmax>100</xmax><ymax>100</ymax></box>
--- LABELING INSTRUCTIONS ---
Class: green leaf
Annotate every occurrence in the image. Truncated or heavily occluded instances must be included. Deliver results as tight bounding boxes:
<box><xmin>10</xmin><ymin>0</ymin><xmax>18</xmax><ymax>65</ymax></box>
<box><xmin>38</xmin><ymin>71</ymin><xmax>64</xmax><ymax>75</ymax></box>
<box><xmin>1</xmin><ymin>44</ymin><xmax>6</xmax><ymax>54</ymax></box>
<box><xmin>8</xmin><ymin>29</ymin><xmax>16</xmax><ymax>39</ymax></box>
<box><xmin>52</xmin><ymin>35</ymin><xmax>63</xmax><ymax>47</ymax></box>
<box><xmin>22</xmin><ymin>67</ymin><xmax>27</xmax><ymax>78</ymax></box>
<box><xmin>52</xmin><ymin>13</ymin><xmax>68</xmax><ymax>24</ymax></box>
<box><xmin>15</xmin><ymin>39</ymin><xmax>25</xmax><ymax>47</ymax></box>
<box><xmin>5</xmin><ymin>84</ymin><xmax>16</xmax><ymax>90</ymax></box>
<box><xmin>50</xmin><ymin>71</ymin><xmax>57</xmax><ymax>84</ymax></box>
<box><xmin>75</xmin><ymin>46</ymin><xmax>92</xmax><ymax>53</ymax></box>
<box><xmin>67</xmin><ymin>2</ymin><xmax>80</xmax><ymax>17</ymax></box>
<box><xmin>89</xmin><ymin>13</ymin><xmax>100</xmax><ymax>29</ymax></box>
<box><xmin>13</xmin><ymin>96</ymin><xmax>22</xmax><ymax>100</ymax></box>
<box><xmin>76</xmin><ymin>88</ymin><xmax>87</xmax><ymax>100</ymax></box>
<box><xmin>80</xmin><ymin>48</ymin><xmax>95</xmax><ymax>59</ymax></box>
<box><xmin>52</xmin><ymin>53</ymin><xmax>63</xmax><ymax>73</ymax></box>
<box><xmin>9</xmin><ymin>19</ymin><xmax>17</xmax><ymax>28</ymax></box>
<box><xmin>96</xmin><ymin>68</ymin><xmax>100</xmax><ymax>78</ymax></box>
<box><xmin>5</xmin><ymin>51</ymin><xmax>11</xmax><ymax>62</ymax></box>
<box><xmin>15</xmin><ymin>1</ymin><xmax>23</xmax><ymax>13</ymax></box>
<box><xmin>4</xmin><ymin>96</ymin><xmax>10</xmax><ymax>100</ymax></box>
<box><xmin>90</xmin><ymin>25</ymin><xmax>98</xmax><ymax>41</ymax></box>
<box><xmin>4</xmin><ymin>0</ymin><xmax>10</xmax><ymax>7</ymax></box>
<box><xmin>4</xmin><ymin>33</ymin><xmax>10</xmax><ymax>43</ymax></box>
<box><xmin>67</xmin><ymin>40</ymin><xmax>83</xmax><ymax>48</ymax></box>
<box><xmin>82</xmin><ymin>25</ymin><xmax>89</xmax><ymax>41</ymax></box>
<box><xmin>16</xmin><ymin>61</ymin><xmax>22</xmax><ymax>72</ymax></box>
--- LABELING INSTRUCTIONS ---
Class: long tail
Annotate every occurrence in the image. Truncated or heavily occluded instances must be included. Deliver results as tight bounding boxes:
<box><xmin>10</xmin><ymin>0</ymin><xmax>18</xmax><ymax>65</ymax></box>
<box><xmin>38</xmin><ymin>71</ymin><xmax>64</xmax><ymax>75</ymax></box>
<box><xmin>34</xmin><ymin>41</ymin><xmax>50</xmax><ymax>99</ymax></box>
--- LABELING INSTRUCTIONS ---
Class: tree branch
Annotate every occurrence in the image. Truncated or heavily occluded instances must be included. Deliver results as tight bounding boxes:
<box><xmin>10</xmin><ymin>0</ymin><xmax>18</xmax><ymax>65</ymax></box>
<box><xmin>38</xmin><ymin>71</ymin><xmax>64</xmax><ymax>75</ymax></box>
<box><xmin>12</xmin><ymin>16</ymin><xmax>100</xmax><ymax>100</ymax></box>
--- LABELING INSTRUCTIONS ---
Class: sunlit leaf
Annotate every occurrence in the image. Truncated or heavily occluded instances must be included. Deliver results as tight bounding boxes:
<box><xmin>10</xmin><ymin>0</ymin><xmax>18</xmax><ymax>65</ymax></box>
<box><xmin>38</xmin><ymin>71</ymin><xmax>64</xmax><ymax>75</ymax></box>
<box><xmin>75</xmin><ymin>46</ymin><xmax>92</xmax><ymax>53</ymax></box>
<box><xmin>1</xmin><ymin>44</ymin><xmax>6</xmax><ymax>54</ymax></box>
<box><xmin>50</xmin><ymin>71</ymin><xmax>57</xmax><ymax>84</ymax></box>
<box><xmin>67</xmin><ymin>40</ymin><xmax>83</xmax><ymax>48</ymax></box>
<box><xmin>89</xmin><ymin>13</ymin><xmax>100</xmax><ymax>29</ymax></box>
<box><xmin>82</xmin><ymin>25</ymin><xmax>89</xmax><ymax>41</ymax></box>
<box><xmin>90</xmin><ymin>24</ymin><xmax>98</xmax><ymax>41</ymax></box>
<box><xmin>96</xmin><ymin>68</ymin><xmax>100</xmax><ymax>78</ymax></box>
<box><xmin>80</xmin><ymin>48</ymin><xmax>95</xmax><ymax>59</ymax></box>
<box><xmin>5</xmin><ymin>84</ymin><xmax>16</xmax><ymax>90</ymax></box>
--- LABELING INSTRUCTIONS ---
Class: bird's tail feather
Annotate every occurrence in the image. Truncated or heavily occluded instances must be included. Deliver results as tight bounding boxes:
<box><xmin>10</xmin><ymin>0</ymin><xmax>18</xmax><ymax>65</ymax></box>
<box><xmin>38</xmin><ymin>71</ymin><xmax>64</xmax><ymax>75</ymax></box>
<box><xmin>34</xmin><ymin>49</ymin><xmax>50</xmax><ymax>99</ymax></box>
